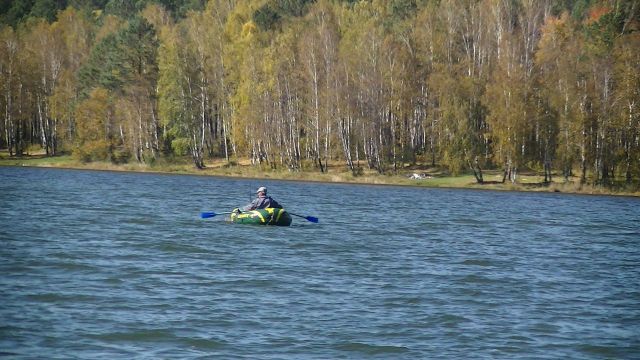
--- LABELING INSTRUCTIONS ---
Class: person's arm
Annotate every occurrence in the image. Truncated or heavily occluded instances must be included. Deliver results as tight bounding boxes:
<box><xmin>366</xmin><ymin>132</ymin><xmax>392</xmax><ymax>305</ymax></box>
<box><xmin>269</xmin><ymin>197</ymin><xmax>283</xmax><ymax>209</ymax></box>
<box><xmin>243</xmin><ymin>199</ymin><xmax>257</xmax><ymax>211</ymax></box>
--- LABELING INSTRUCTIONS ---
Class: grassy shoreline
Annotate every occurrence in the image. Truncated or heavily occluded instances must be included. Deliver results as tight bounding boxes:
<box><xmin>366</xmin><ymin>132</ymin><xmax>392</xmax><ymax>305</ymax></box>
<box><xmin>1</xmin><ymin>152</ymin><xmax>638</xmax><ymax>197</ymax></box>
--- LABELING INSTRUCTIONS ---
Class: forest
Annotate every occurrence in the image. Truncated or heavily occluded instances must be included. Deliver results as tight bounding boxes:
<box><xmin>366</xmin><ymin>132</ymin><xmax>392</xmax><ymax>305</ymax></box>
<box><xmin>1</xmin><ymin>0</ymin><xmax>639</xmax><ymax>186</ymax></box>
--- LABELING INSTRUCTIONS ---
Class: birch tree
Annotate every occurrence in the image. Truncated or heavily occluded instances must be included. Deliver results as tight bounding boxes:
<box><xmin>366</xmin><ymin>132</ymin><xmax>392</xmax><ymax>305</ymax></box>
<box><xmin>612</xmin><ymin>29</ymin><xmax>640</xmax><ymax>183</ymax></box>
<box><xmin>23</xmin><ymin>19</ymin><xmax>64</xmax><ymax>155</ymax></box>
<box><xmin>0</xmin><ymin>26</ymin><xmax>22</xmax><ymax>155</ymax></box>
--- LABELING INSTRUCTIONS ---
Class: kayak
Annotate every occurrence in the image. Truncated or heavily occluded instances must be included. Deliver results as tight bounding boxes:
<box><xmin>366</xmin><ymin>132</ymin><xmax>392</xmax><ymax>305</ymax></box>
<box><xmin>229</xmin><ymin>208</ymin><xmax>293</xmax><ymax>226</ymax></box>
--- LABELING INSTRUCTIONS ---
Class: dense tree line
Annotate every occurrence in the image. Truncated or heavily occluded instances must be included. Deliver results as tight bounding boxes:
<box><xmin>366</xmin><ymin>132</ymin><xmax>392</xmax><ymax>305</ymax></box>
<box><xmin>1</xmin><ymin>0</ymin><xmax>638</xmax><ymax>186</ymax></box>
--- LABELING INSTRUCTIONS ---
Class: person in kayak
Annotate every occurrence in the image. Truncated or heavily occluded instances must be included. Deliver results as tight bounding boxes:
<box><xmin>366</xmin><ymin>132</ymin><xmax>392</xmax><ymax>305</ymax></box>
<box><xmin>242</xmin><ymin>186</ymin><xmax>283</xmax><ymax>211</ymax></box>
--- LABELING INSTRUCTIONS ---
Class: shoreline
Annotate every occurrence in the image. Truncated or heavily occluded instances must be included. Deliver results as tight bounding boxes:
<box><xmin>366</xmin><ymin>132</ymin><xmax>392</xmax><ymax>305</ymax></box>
<box><xmin>1</xmin><ymin>154</ymin><xmax>638</xmax><ymax>198</ymax></box>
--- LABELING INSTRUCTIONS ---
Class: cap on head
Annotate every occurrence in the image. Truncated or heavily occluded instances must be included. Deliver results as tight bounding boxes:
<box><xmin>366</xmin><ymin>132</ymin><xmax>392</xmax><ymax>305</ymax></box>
<box><xmin>257</xmin><ymin>186</ymin><xmax>267</xmax><ymax>194</ymax></box>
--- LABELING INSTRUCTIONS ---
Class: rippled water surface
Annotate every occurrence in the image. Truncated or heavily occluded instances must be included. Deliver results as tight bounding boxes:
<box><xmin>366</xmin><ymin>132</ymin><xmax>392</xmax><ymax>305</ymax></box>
<box><xmin>1</xmin><ymin>166</ymin><xmax>639</xmax><ymax>359</ymax></box>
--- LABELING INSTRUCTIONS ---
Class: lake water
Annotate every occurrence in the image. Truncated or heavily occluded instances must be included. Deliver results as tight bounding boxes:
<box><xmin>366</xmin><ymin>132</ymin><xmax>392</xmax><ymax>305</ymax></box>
<box><xmin>1</xmin><ymin>166</ymin><xmax>639</xmax><ymax>359</ymax></box>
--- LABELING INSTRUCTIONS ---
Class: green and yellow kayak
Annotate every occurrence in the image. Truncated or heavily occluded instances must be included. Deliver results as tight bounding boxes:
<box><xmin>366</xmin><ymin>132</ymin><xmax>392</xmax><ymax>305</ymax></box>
<box><xmin>230</xmin><ymin>208</ymin><xmax>293</xmax><ymax>226</ymax></box>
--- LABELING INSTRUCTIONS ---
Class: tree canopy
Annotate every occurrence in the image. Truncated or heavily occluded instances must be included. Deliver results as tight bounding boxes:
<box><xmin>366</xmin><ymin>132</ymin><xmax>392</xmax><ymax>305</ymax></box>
<box><xmin>1</xmin><ymin>0</ymin><xmax>639</xmax><ymax>188</ymax></box>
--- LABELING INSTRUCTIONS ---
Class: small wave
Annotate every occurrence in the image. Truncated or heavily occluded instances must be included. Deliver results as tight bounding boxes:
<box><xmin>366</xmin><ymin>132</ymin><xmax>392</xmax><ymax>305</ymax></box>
<box><xmin>579</xmin><ymin>344</ymin><xmax>624</xmax><ymax>357</ymax></box>
<box><xmin>89</xmin><ymin>329</ymin><xmax>176</xmax><ymax>342</ymax></box>
<box><xmin>434</xmin><ymin>313</ymin><xmax>470</xmax><ymax>327</ymax></box>
<box><xmin>383</xmin><ymin>297</ymin><xmax>422</xmax><ymax>306</ymax></box>
<box><xmin>181</xmin><ymin>337</ymin><xmax>226</xmax><ymax>350</ymax></box>
<box><xmin>460</xmin><ymin>259</ymin><xmax>494</xmax><ymax>267</ymax></box>
<box><xmin>460</xmin><ymin>274</ymin><xmax>498</xmax><ymax>284</ymax></box>
<box><xmin>156</xmin><ymin>242</ymin><xmax>208</xmax><ymax>254</ymax></box>
<box><xmin>120</xmin><ymin>218</ymin><xmax>155</xmax><ymax>226</ymax></box>
<box><xmin>27</xmin><ymin>293</ymin><xmax>98</xmax><ymax>303</ymax></box>
<box><xmin>44</xmin><ymin>261</ymin><xmax>98</xmax><ymax>272</ymax></box>
<box><xmin>335</xmin><ymin>342</ymin><xmax>410</xmax><ymax>355</ymax></box>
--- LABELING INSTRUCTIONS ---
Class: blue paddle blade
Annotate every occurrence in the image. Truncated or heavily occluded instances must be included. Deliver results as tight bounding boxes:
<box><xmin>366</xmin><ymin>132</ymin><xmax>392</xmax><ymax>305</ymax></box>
<box><xmin>200</xmin><ymin>212</ymin><xmax>217</xmax><ymax>219</ymax></box>
<box><xmin>289</xmin><ymin>212</ymin><xmax>319</xmax><ymax>223</ymax></box>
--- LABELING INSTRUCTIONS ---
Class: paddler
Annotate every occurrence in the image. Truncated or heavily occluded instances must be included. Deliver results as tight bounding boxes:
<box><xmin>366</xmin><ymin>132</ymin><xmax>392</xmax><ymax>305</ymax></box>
<box><xmin>241</xmin><ymin>186</ymin><xmax>283</xmax><ymax>211</ymax></box>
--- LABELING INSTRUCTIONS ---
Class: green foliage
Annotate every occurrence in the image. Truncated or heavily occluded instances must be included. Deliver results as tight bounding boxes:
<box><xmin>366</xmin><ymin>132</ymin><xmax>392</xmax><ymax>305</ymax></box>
<box><xmin>0</xmin><ymin>0</ymin><xmax>201</xmax><ymax>26</ymax></box>
<box><xmin>388</xmin><ymin>0</ymin><xmax>416</xmax><ymax>20</ymax></box>
<box><xmin>171</xmin><ymin>137</ymin><xmax>191</xmax><ymax>156</ymax></box>
<box><xmin>78</xmin><ymin>15</ymin><xmax>158</xmax><ymax>96</ymax></box>
<box><xmin>104</xmin><ymin>0</ymin><xmax>145</xmax><ymax>18</ymax></box>
<box><xmin>570</xmin><ymin>0</ymin><xmax>594</xmax><ymax>20</ymax></box>
<box><xmin>0</xmin><ymin>0</ymin><xmax>35</xmax><ymax>27</ymax></box>
<box><xmin>29</xmin><ymin>0</ymin><xmax>59</xmax><ymax>22</ymax></box>
<box><xmin>277</xmin><ymin>0</ymin><xmax>312</xmax><ymax>17</ymax></box>
<box><xmin>73</xmin><ymin>139</ymin><xmax>111</xmax><ymax>162</ymax></box>
<box><xmin>110</xmin><ymin>147</ymin><xmax>131</xmax><ymax>163</ymax></box>
<box><xmin>166</xmin><ymin>0</ymin><xmax>205</xmax><ymax>18</ymax></box>
<box><xmin>116</xmin><ymin>16</ymin><xmax>159</xmax><ymax>83</ymax></box>
<box><xmin>254</xmin><ymin>3</ymin><xmax>280</xmax><ymax>30</ymax></box>
<box><xmin>78</xmin><ymin>34</ymin><xmax>123</xmax><ymax>94</ymax></box>
<box><xmin>253</xmin><ymin>0</ymin><xmax>314</xmax><ymax>30</ymax></box>
<box><xmin>584</xmin><ymin>10</ymin><xmax>625</xmax><ymax>53</ymax></box>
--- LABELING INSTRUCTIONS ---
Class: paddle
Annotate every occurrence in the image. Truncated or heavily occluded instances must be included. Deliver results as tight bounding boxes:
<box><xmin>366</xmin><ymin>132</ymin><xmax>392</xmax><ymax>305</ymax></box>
<box><xmin>288</xmin><ymin>212</ymin><xmax>319</xmax><ymax>223</ymax></box>
<box><xmin>201</xmin><ymin>210</ymin><xmax>318</xmax><ymax>223</ymax></box>
<box><xmin>200</xmin><ymin>211</ymin><xmax>234</xmax><ymax>219</ymax></box>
